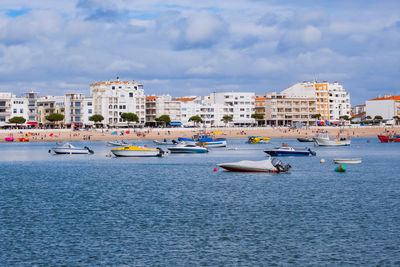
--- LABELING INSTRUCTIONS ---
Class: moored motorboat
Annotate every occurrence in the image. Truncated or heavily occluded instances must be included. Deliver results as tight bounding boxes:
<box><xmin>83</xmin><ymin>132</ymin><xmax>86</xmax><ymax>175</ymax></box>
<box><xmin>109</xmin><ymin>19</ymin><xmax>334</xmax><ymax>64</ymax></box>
<box><xmin>217</xmin><ymin>157</ymin><xmax>291</xmax><ymax>173</ymax></box>
<box><xmin>167</xmin><ymin>143</ymin><xmax>208</xmax><ymax>153</ymax></box>
<box><xmin>200</xmin><ymin>138</ymin><xmax>227</xmax><ymax>148</ymax></box>
<box><xmin>297</xmin><ymin>137</ymin><xmax>314</xmax><ymax>142</ymax></box>
<box><xmin>264</xmin><ymin>145</ymin><xmax>316</xmax><ymax>156</ymax></box>
<box><xmin>247</xmin><ymin>136</ymin><xmax>270</xmax><ymax>144</ymax></box>
<box><xmin>107</xmin><ymin>140</ymin><xmax>129</xmax><ymax>146</ymax></box>
<box><xmin>52</xmin><ymin>143</ymin><xmax>94</xmax><ymax>154</ymax></box>
<box><xmin>111</xmin><ymin>146</ymin><xmax>168</xmax><ymax>157</ymax></box>
<box><xmin>313</xmin><ymin>132</ymin><xmax>351</xmax><ymax>146</ymax></box>
<box><xmin>378</xmin><ymin>135</ymin><xmax>400</xmax><ymax>143</ymax></box>
<box><xmin>153</xmin><ymin>139</ymin><xmax>178</xmax><ymax>145</ymax></box>
<box><xmin>333</xmin><ymin>158</ymin><xmax>362</xmax><ymax>164</ymax></box>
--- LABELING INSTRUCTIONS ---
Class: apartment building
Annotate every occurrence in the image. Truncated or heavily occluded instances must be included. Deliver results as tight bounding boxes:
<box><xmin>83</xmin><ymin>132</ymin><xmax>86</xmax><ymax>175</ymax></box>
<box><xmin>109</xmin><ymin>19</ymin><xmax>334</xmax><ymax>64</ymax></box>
<box><xmin>90</xmin><ymin>77</ymin><xmax>146</xmax><ymax>126</ymax></box>
<box><xmin>366</xmin><ymin>95</ymin><xmax>400</xmax><ymax>120</ymax></box>
<box><xmin>0</xmin><ymin>93</ymin><xmax>13</xmax><ymax>126</ymax></box>
<box><xmin>145</xmin><ymin>95</ymin><xmax>181</xmax><ymax>126</ymax></box>
<box><xmin>23</xmin><ymin>92</ymin><xmax>39</xmax><ymax>124</ymax></box>
<box><xmin>281</xmin><ymin>81</ymin><xmax>351</xmax><ymax>123</ymax></box>
<box><xmin>264</xmin><ymin>92</ymin><xmax>317</xmax><ymax>126</ymax></box>
<box><xmin>254</xmin><ymin>95</ymin><xmax>268</xmax><ymax>125</ymax></box>
<box><xmin>37</xmin><ymin>96</ymin><xmax>65</xmax><ymax>126</ymax></box>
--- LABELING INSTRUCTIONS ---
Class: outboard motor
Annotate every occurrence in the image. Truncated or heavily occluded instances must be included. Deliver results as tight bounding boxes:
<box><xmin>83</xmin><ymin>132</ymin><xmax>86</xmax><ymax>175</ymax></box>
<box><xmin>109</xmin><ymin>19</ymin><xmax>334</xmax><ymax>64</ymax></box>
<box><xmin>157</xmin><ymin>147</ymin><xmax>169</xmax><ymax>157</ymax></box>
<box><xmin>172</xmin><ymin>139</ymin><xmax>178</xmax><ymax>144</ymax></box>
<box><xmin>308</xmin><ymin>148</ymin><xmax>317</xmax><ymax>156</ymax></box>
<box><xmin>271</xmin><ymin>158</ymin><xmax>291</xmax><ymax>173</ymax></box>
<box><xmin>84</xmin><ymin>146</ymin><xmax>95</xmax><ymax>154</ymax></box>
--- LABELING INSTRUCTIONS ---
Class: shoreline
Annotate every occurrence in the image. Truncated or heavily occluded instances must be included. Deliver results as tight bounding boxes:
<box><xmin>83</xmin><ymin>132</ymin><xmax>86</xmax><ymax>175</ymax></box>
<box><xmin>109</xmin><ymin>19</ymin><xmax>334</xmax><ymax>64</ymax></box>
<box><xmin>1</xmin><ymin>126</ymin><xmax>399</xmax><ymax>143</ymax></box>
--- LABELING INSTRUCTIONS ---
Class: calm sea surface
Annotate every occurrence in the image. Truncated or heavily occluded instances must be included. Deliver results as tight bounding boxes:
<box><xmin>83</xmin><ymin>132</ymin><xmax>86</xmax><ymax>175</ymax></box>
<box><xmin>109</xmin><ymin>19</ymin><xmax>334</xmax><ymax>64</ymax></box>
<box><xmin>0</xmin><ymin>137</ymin><xmax>399</xmax><ymax>265</ymax></box>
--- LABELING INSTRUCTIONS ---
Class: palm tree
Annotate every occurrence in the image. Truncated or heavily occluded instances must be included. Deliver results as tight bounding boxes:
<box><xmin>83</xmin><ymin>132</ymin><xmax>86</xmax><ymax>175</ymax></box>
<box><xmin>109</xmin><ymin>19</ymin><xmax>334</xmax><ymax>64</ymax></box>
<box><xmin>393</xmin><ymin>116</ymin><xmax>400</xmax><ymax>125</ymax></box>
<box><xmin>221</xmin><ymin>115</ymin><xmax>233</xmax><ymax>127</ymax></box>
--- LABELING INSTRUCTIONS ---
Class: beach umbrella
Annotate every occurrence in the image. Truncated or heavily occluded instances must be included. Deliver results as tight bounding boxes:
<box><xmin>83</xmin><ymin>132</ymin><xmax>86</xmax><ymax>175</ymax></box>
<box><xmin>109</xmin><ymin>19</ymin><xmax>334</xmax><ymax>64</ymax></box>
<box><xmin>126</xmin><ymin>131</ymin><xmax>130</xmax><ymax>134</ymax></box>
<box><xmin>111</xmin><ymin>132</ymin><xmax>116</xmax><ymax>135</ymax></box>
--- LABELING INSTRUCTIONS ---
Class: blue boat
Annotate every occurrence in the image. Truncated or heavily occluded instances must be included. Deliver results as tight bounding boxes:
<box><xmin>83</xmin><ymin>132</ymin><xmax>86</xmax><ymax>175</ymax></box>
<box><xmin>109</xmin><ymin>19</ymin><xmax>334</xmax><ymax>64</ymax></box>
<box><xmin>178</xmin><ymin>135</ymin><xmax>227</xmax><ymax>147</ymax></box>
<box><xmin>264</xmin><ymin>145</ymin><xmax>316</xmax><ymax>156</ymax></box>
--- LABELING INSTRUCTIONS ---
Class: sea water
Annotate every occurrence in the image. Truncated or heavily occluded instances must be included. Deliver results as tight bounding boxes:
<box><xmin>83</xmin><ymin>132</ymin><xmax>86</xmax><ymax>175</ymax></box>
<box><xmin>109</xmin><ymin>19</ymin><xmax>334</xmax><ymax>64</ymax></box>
<box><xmin>0</xmin><ymin>138</ymin><xmax>399</xmax><ymax>265</ymax></box>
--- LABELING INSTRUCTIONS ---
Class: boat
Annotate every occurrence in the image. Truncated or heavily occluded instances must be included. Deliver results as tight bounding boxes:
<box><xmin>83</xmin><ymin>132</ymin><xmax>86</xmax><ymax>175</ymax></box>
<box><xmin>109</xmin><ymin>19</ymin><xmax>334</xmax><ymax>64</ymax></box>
<box><xmin>217</xmin><ymin>157</ymin><xmax>291</xmax><ymax>173</ymax></box>
<box><xmin>264</xmin><ymin>145</ymin><xmax>316</xmax><ymax>156</ymax></box>
<box><xmin>4</xmin><ymin>134</ymin><xmax>14</xmax><ymax>142</ymax></box>
<box><xmin>167</xmin><ymin>143</ymin><xmax>208</xmax><ymax>153</ymax></box>
<box><xmin>111</xmin><ymin>146</ymin><xmax>168</xmax><ymax>157</ymax></box>
<box><xmin>177</xmin><ymin>137</ymin><xmax>198</xmax><ymax>146</ymax></box>
<box><xmin>18</xmin><ymin>134</ymin><xmax>29</xmax><ymax>142</ymax></box>
<box><xmin>153</xmin><ymin>139</ymin><xmax>178</xmax><ymax>145</ymax></box>
<box><xmin>247</xmin><ymin>136</ymin><xmax>270</xmax><ymax>144</ymax></box>
<box><xmin>333</xmin><ymin>158</ymin><xmax>362</xmax><ymax>164</ymax></box>
<box><xmin>107</xmin><ymin>140</ymin><xmax>129</xmax><ymax>146</ymax></box>
<box><xmin>313</xmin><ymin>132</ymin><xmax>351</xmax><ymax>146</ymax></box>
<box><xmin>297</xmin><ymin>137</ymin><xmax>314</xmax><ymax>142</ymax></box>
<box><xmin>378</xmin><ymin>135</ymin><xmax>400</xmax><ymax>143</ymax></box>
<box><xmin>199</xmin><ymin>138</ymin><xmax>227</xmax><ymax>148</ymax></box>
<box><xmin>52</xmin><ymin>143</ymin><xmax>94</xmax><ymax>154</ymax></box>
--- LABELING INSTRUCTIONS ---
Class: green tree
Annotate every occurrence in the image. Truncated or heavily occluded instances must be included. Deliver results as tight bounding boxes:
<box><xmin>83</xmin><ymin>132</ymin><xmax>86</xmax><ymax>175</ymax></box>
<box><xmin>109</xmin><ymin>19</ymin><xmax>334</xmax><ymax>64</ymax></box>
<box><xmin>221</xmin><ymin>115</ymin><xmax>233</xmax><ymax>127</ymax></box>
<box><xmin>311</xmin><ymin>114</ymin><xmax>321</xmax><ymax>120</ymax></box>
<box><xmin>366</xmin><ymin>115</ymin><xmax>372</xmax><ymax>120</ymax></box>
<box><xmin>45</xmin><ymin>113</ymin><xmax>64</xmax><ymax>127</ymax></box>
<box><xmin>9</xmin><ymin>116</ymin><xmax>26</xmax><ymax>126</ymax></box>
<box><xmin>155</xmin><ymin>114</ymin><xmax>171</xmax><ymax>127</ymax></box>
<box><xmin>374</xmin><ymin>115</ymin><xmax>383</xmax><ymax>123</ymax></box>
<box><xmin>251</xmin><ymin>113</ymin><xmax>265</xmax><ymax>126</ymax></box>
<box><xmin>89</xmin><ymin>114</ymin><xmax>105</xmax><ymax>127</ymax></box>
<box><xmin>121</xmin><ymin>112</ymin><xmax>139</xmax><ymax>127</ymax></box>
<box><xmin>189</xmin><ymin>115</ymin><xmax>203</xmax><ymax>127</ymax></box>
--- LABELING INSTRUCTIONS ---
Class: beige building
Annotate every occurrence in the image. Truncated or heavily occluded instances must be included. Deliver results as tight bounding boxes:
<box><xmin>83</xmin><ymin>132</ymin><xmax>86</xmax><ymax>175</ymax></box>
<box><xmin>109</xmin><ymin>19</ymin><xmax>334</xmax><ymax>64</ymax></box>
<box><xmin>37</xmin><ymin>96</ymin><xmax>65</xmax><ymax>126</ymax></box>
<box><xmin>145</xmin><ymin>94</ymin><xmax>181</xmax><ymax>126</ymax></box>
<box><xmin>263</xmin><ymin>92</ymin><xmax>317</xmax><ymax>126</ymax></box>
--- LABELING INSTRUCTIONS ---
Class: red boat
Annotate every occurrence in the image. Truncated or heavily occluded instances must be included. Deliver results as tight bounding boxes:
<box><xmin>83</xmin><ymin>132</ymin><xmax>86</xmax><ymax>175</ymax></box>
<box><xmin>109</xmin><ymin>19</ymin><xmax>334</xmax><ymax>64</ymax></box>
<box><xmin>378</xmin><ymin>135</ymin><xmax>400</xmax><ymax>143</ymax></box>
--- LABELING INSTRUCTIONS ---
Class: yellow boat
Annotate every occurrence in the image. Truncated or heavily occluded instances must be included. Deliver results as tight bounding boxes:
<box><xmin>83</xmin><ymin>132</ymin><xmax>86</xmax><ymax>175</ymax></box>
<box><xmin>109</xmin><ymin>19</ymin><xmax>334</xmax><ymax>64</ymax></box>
<box><xmin>247</xmin><ymin>136</ymin><xmax>270</xmax><ymax>144</ymax></box>
<box><xmin>111</xmin><ymin>146</ymin><xmax>168</xmax><ymax>157</ymax></box>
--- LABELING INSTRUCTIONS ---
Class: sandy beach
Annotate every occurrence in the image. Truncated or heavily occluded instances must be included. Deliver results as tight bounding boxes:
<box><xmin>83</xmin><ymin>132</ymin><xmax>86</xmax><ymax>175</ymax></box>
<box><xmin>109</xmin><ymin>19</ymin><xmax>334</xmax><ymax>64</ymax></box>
<box><xmin>1</xmin><ymin>126</ymin><xmax>399</xmax><ymax>143</ymax></box>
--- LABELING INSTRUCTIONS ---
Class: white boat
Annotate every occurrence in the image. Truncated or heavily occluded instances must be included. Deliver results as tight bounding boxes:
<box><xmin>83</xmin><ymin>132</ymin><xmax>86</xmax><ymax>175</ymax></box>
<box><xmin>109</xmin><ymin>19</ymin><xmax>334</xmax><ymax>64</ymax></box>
<box><xmin>167</xmin><ymin>143</ymin><xmax>208</xmax><ymax>153</ymax></box>
<box><xmin>153</xmin><ymin>139</ymin><xmax>178</xmax><ymax>145</ymax></box>
<box><xmin>313</xmin><ymin>132</ymin><xmax>351</xmax><ymax>146</ymax></box>
<box><xmin>111</xmin><ymin>146</ymin><xmax>168</xmax><ymax>157</ymax></box>
<box><xmin>52</xmin><ymin>143</ymin><xmax>94</xmax><ymax>154</ymax></box>
<box><xmin>200</xmin><ymin>138</ymin><xmax>227</xmax><ymax>148</ymax></box>
<box><xmin>333</xmin><ymin>158</ymin><xmax>362</xmax><ymax>164</ymax></box>
<box><xmin>107</xmin><ymin>140</ymin><xmax>129</xmax><ymax>146</ymax></box>
<box><xmin>218</xmin><ymin>157</ymin><xmax>291</xmax><ymax>173</ymax></box>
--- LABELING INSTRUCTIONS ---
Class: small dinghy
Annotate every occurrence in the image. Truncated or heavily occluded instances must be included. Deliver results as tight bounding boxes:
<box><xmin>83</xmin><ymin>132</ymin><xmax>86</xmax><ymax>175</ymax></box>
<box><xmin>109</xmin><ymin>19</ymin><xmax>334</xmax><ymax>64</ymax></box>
<box><xmin>333</xmin><ymin>158</ymin><xmax>362</xmax><ymax>164</ymax></box>
<box><xmin>52</xmin><ymin>143</ymin><xmax>94</xmax><ymax>154</ymax></box>
<box><xmin>217</xmin><ymin>157</ymin><xmax>291</xmax><ymax>173</ymax></box>
<box><xmin>153</xmin><ymin>139</ymin><xmax>178</xmax><ymax>145</ymax></box>
<box><xmin>111</xmin><ymin>146</ymin><xmax>168</xmax><ymax>157</ymax></box>
<box><xmin>107</xmin><ymin>140</ymin><xmax>129</xmax><ymax>146</ymax></box>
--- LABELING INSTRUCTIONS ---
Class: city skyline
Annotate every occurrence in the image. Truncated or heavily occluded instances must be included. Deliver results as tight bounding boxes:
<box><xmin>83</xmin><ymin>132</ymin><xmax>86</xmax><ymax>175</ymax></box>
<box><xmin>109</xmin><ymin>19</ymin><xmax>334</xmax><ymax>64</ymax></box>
<box><xmin>0</xmin><ymin>0</ymin><xmax>399</xmax><ymax>105</ymax></box>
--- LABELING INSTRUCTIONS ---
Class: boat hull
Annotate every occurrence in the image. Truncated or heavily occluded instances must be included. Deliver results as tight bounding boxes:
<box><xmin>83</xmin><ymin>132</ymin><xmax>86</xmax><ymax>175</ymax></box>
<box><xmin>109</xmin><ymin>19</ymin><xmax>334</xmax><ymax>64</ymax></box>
<box><xmin>333</xmin><ymin>158</ymin><xmax>362</xmax><ymax>164</ymax></box>
<box><xmin>53</xmin><ymin>148</ymin><xmax>90</xmax><ymax>154</ymax></box>
<box><xmin>168</xmin><ymin>147</ymin><xmax>208</xmax><ymax>153</ymax></box>
<box><xmin>297</xmin><ymin>137</ymin><xmax>314</xmax><ymax>142</ymax></box>
<box><xmin>217</xmin><ymin>159</ymin><xmax>290</xmax><ymax>173</ymax></box>
<box><xmin>202</xmin><ymin>140</ymin><xmax>227</xmax><ymax>148</ymax></box>
<box><xmin>378</xmin><ymin>135</ymin><xmax>400</xmax><ymax>143</ymax></box>
<box><xmin>314</xmin><ymin>138</ymin><xmax>351</xmax><ymax>146</ymax></box>
<box><xmin>111</xmin><ymin>150</ymin><xmax>160</xmax><ymax>157</ymax></box>
<box><xmin>264</xmin><ymin>150</ymin><xmax>312</xmax><ymax>156</ymax></box>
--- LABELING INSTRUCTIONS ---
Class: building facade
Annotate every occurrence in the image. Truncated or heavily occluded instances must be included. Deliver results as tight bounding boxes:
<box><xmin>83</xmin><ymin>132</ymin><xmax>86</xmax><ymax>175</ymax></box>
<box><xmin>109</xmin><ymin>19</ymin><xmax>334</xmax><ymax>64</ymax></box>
<box><xmin>366</xmin><ymin>95</ymin><xmax>400</xmax><ymax>120</ymax></box>
<box><xmin>145</xmin><ymin>95</ymin><xmax>181</xmax><ymax>126</ymax></box>
<box><xmin>90</xmin><ymin>77</ymin><xmax>146</xmax><ymax>126</ymax></box>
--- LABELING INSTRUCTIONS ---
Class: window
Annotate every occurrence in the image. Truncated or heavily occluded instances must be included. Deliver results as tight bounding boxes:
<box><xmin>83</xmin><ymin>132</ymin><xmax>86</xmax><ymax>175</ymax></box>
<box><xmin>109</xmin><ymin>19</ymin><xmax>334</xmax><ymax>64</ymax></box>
<box><xmin>0</xmin><ymin>116</ymin><xmax>5</xmax><ymax>121</ymax></box>
<box><xmin>112</xmin><ymin>86</ymin><xmax>115</xmax><ymax>90</ymax></box>
<box><xmin>0</xmin><ymin>101</ymin><xmax>6</xmax><ymax>106</ymax></box>
<box><xmin>129</xmin><ymin>92</ymin><xmax>133</xmax><ymax>97</ymax></box>
<box><xmin>13</xmin><ymin>109</ymin><xmax>17</xmax><ymax>113</ymax></box>
<box><xmin>29</xmin><ymin>116</ymin><xmax>35</xmax><ymax>120</ymax></box>
<box><xmin>75</xmin><ymin>117</ymin><xmax>80</xmax><ymax>122</ymax></box>
<box><xmin>88</xmin><ymin>109</ymin><xmax>92</xmax><ymax>114</ymax></box>
<box><xmin>29</xmin><ymin>101</ymin><xmax>35</xmax><ymax>106</ymax></box>
<box><xmin>75</xmin><ymin>102</ymin><xmax>81</xmax><ymax>107</ymax></box>
<box><xmin>20</xmin><ymin>108</ymin><xmax>23</xmax><ymax>113</ymax></box>
<box><xmin>75</xmin><ymin>109</ymin><xmax>80</xmax><ymax>114</ymax></box>
<box><xmin>87</xmin><ymin>102</ymin><xmax>92</xmax><ymax>106</ymax></box>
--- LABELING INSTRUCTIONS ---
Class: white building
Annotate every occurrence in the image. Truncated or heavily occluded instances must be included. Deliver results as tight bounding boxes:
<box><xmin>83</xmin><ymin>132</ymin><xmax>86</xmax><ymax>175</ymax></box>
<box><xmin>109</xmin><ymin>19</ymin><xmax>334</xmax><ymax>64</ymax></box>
<box><xmin>366</xmin><ymin>95</ymin><xmax>400</xmax><ymax>120</ymax></box>
<box><xmin>0</xmin><ymin>92</ymin><xmax>30</xmax><ymax>127</ymax></box>
<box><xmin>174</xmin><ymin>92</ymin><xmax>255</xmax><ymax>127</ymax></box>
<box><xmin>90</xmin><ymin>77</ymin><xmax>146</xmax><ymax>126</ymax></box>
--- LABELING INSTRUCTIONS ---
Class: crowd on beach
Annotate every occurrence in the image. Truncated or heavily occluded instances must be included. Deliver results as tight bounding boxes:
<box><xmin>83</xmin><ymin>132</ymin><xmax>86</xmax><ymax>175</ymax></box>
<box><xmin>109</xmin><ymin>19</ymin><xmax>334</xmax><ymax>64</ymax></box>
<box><xmin>0</xmin><ymin>125</ymin><xmax>399</xmax><ymax>143</ymax></box>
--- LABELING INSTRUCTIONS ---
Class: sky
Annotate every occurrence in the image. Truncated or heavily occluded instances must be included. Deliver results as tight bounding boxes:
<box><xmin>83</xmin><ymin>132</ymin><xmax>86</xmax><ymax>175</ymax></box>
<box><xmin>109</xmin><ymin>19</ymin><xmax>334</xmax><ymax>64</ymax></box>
<box><xmin>0</xmin><ymin>0</ymin><xmax>399</xmax><ymax>105</ymax></box>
